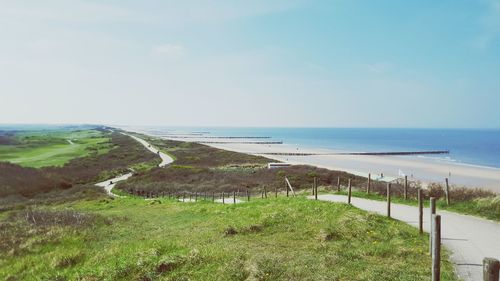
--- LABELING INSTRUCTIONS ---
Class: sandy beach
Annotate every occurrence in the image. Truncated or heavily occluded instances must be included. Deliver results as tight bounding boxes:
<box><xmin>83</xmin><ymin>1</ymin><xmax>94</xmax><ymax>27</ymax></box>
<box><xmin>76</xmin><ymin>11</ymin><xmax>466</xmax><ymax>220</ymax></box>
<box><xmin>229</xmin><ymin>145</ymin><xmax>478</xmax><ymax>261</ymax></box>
<box><xmin>123</xmin><ymin>127</ymin><xmax>500</xmax><ymax>192</ymax></box>
<box><xmin>205</xmin><ymin>141</ymin><xmax>500</xmax><ymax>192</ymax></box>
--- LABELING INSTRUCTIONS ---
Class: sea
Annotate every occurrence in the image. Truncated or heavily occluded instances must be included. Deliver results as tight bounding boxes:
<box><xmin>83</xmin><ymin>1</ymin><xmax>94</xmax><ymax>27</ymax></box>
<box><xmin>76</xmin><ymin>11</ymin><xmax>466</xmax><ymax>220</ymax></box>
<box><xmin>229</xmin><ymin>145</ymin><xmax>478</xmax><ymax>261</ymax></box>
<box><xmin>141</xmin><ymin>127</ymin><xmax>500</xmax><ymax>169</ymax></box>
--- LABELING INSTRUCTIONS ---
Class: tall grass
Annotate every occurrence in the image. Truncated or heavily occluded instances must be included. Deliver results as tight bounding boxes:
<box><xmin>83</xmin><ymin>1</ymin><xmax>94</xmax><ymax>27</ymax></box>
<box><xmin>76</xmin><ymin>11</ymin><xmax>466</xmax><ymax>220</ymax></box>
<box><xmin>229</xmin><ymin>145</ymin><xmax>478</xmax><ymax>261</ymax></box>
<box><xmin>0</xmin><ymin>197</ymin><xmax>458</xmax><ymax>280</ymax></box>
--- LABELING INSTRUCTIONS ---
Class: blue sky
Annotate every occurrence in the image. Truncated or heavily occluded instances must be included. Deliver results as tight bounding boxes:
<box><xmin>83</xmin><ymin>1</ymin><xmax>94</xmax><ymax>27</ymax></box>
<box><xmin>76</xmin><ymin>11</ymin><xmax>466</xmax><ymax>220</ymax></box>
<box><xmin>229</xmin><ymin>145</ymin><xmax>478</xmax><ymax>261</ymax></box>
<box><xmin>1</xmin><ymin>0</ymin><xmax>499</xmax><ymax>128</ymax></box>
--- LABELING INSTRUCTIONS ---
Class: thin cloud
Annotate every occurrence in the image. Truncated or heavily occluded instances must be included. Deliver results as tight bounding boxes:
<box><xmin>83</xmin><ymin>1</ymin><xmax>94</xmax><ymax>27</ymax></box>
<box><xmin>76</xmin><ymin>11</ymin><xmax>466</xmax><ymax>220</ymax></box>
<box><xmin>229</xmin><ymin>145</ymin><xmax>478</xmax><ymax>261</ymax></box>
<box><xmin>474</xmin><ymin>0</ymin><xmax>500</xmax><ymax>49</ymax></box>
<box><xmin>152</xmin><ymin>44</ymin><xmax>185</xmax><ymax>58</ymax></box>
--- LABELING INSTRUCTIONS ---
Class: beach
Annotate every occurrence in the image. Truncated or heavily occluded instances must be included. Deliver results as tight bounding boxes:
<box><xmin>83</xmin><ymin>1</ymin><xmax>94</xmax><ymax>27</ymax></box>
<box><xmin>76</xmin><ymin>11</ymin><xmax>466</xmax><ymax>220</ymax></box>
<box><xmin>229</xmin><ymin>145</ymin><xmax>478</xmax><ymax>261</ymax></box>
<box><xmin>207</xmin><ymin>142</ymin><xmax>500</xmax><ymax>192</ymax></box>
<box><xmin>124</xmin><ymin>127</ymin><xmax>500</xmax><ymax>192</ymax></box>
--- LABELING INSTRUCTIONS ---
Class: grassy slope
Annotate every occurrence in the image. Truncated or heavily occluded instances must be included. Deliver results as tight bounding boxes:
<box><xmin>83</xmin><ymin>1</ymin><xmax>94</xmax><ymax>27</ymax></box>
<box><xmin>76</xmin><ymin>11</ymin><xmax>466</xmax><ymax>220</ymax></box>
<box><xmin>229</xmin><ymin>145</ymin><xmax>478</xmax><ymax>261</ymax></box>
<box><xmin>0</xmin><ymin>197</ymin><xmax>458</xmax><ymax>281</ymax></box>
<box><xmin>0</xmin><ymin>130</ymin><xmax>112</xmax><ymax>168</ymax></box>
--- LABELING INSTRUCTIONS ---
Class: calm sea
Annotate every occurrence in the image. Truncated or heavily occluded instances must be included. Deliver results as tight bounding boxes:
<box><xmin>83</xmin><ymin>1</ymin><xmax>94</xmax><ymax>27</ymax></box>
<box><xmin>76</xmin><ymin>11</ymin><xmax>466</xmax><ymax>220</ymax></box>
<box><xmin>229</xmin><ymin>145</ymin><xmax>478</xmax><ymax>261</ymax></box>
<box><xmin>150</xmin><ymin>127</ymin><xmax>500</xmax><ymax>169</ymax></box>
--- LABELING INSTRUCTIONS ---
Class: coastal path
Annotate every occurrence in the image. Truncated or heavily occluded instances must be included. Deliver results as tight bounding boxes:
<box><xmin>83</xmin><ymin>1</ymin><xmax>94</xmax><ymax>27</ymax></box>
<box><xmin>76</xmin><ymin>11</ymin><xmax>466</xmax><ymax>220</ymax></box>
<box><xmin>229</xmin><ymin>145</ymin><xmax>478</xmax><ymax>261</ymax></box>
<box><xmin>311</xmin><ymin>194</ymin><xmax>500</xmax><ymax>281</ymax></box>
<box><xmin>95</xmin><ymin>134</ymin><xmax>174</xmax><ymax>196</ymax></box>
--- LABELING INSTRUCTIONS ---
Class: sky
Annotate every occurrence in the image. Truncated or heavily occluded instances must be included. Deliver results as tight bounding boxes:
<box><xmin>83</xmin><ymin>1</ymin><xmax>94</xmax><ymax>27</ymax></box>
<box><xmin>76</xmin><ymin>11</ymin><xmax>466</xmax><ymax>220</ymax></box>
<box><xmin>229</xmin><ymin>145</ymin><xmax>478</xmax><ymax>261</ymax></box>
<box><xmin>1</xmin><ymin>0</ymin><xmax>500</xmax><ymax>128</ymax></box>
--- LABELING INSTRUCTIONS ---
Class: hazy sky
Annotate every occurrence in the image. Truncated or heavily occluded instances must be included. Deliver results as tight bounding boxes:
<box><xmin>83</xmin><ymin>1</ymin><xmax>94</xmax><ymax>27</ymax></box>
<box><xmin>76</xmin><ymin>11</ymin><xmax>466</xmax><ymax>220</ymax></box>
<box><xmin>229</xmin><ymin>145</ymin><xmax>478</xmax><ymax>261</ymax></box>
<box><xmin>1</xmin><ymin>0</ymin><xmax>500</xmax><ymax>128</ymax></box>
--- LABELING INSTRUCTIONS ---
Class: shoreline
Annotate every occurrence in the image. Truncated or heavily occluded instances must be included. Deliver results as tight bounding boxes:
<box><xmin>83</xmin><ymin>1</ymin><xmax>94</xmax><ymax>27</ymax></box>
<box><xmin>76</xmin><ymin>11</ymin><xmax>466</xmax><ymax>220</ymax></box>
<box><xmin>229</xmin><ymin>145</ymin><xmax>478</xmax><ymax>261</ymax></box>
<box><xmin>123</xmin><ymin>127</ymin><xmax>500</xmax><ymax>193</ymax></box>
<box><xmin>207</xmin><ymin>142</ymin><xmax>500</xmax><ymax>192</ymax></box>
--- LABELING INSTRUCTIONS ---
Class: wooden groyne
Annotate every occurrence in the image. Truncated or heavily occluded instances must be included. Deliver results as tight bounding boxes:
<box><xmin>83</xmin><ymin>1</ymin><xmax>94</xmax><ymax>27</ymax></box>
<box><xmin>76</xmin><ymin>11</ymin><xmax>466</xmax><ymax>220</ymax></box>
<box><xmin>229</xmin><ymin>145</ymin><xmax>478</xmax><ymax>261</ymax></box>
<box><xmin>340</xmin><ymin>150</ymin><xmax>450</xmax><ymax>156</ymax></box>
<box><xmin>165</xmin><ymin>136</ymin><xmax>271</xmax><ymax>139</ymax></box>
<box><xmin>198</xmin><ymin>141</ymin><xmax>283</xmax><ymax>144</ymax></box>
<box><xmin>262</xmin><ymin>150</ymin><xmax>450</xmax><ymax>156</ymax></box>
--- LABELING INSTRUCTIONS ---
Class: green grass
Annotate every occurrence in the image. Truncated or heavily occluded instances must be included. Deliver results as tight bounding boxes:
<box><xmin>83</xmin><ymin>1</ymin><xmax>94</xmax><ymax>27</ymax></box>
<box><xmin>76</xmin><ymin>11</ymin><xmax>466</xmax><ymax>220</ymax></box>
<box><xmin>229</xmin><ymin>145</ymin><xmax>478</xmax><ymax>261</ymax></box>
<box><xmin>0</xmin><ymin>130</ymin><xmax>112</xmax><ymax>168</ymax></box>
<box><xmin>330</xmin><ymin>188</ymin><xmax>500</xmax><ymax>222</ymax></box>
<box><xmin>0</xmin><ymin>197</ymin><xmax>458</xmax><ymax>281</ymax></box>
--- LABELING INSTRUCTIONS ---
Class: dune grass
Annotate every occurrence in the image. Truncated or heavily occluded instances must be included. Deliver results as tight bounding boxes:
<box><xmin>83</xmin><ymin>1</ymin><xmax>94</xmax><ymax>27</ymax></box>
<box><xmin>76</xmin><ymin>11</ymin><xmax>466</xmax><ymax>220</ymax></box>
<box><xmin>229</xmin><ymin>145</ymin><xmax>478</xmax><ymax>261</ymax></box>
<box><xmin>0</xmin><ymin>130</ymin><xmax>112</xmax><ymax>168</ymax></box>
<box><xmin>0</xmin><ymin>197</ymin><xmax>458</xmax><ymax>281</ymax></box>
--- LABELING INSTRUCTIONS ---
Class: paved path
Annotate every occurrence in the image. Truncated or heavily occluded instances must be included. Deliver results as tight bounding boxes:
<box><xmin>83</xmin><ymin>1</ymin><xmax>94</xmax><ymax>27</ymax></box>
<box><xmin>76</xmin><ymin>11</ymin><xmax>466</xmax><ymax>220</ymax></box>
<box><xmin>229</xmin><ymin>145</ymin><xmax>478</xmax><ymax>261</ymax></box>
<box><xmin>95</xmin><ymin>134</ymin><xmax>174</xmax><ymax>196</ymax></box>
<box><xmin>95</xmin><ymin>173</ymin><xmax>133</xmax><ymax>197</ymax></box>
<box><xmin>125</xmin><ymin>133</ymin><xmax>173</xmax><ymax>167</ymax></box>
<box><xmin>311</xmin><ymin>194</ymin><xmax>500</xmax><ymax>281</ymax></box>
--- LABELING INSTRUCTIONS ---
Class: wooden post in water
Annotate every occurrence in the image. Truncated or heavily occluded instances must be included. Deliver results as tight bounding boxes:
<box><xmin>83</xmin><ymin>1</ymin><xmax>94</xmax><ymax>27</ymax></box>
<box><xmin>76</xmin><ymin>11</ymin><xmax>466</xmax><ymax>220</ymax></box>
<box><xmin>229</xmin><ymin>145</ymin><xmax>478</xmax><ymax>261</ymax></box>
<box><xmin>431</xmin><ymin>214</ymin><xmax>441</xmax><ymax>281</ymax></box>
<box><xmin>483</xmin><ymin>258</ymin><xmax>500</xmax><ymax>281</ymax></box>
<box><xmin>430</xmin><ymin>197</ymin><xmax>436</xmax><ymax>254</ymax></box>
<box><xmin>337</xmin><ymin>177</ymin><xmax>341</xmax><ymax>192</ymax></box>
<box><xmin>367</xmin><ymin>173</ymin><xmax>371</xmax><ymax>194</ymax></box>
<box><xmin>387</xmin><ymin>183</ymin><xmax>391</xmax><ymax>218</ymax></box>
<box><xmin>233</xmin><ymin>191</ymin><xmax>236</xmax><ymax>204</ymax></box>
<box><xmin>404</xmin><ymin>175</ymin><xmax>408</xmax><ymax>200</ymax></box>
<box><xmin>418</xmin><ymin>189</ymin><xmax>423</xmax><ymax>234</ymax></box>
<box><xmin>445</xmin><ymin>178</ymin><xmax>450</xmax><ymax>206</ymax></box>
<box><xmin>347</xmin><ymin>179</ymin><xmax>352</xmax><ymax>204</ymax></box>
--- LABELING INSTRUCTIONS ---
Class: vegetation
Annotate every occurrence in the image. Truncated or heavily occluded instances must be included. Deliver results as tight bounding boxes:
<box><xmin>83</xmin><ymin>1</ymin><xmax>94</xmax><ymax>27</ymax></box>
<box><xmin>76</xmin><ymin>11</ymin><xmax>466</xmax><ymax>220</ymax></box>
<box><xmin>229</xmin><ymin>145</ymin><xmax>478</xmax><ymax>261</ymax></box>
<box><xmin>0</xmin><ymin>130</ymin><xmax>159</xmax><ymax>201</ymax></box>
<box><xmin>326</xmin><ymin>181</ymin><xmax>500</xmax><ymax>222</ymax></box>
<box><xmin>0</xmin><ymin>129</ymin><xmax>488</xmax><ymax>280</ymax></box>
<box><xmin>0</xmin><ymin>129</ymin><xmax>112</xmax><ymax>168</ymax></box>
<box><xmin>115</xmin><ymin>134</ymin><xmax>499</xmax><ymax>222</ymax></box>
<box><xmin>0</xmin><ymin>196</ymin><xmax>458</xmax><ymax>281</ymax></box>
<box><xmin>117</xmin><ymin>135</ymin><xmax>368</xmax><ymax>195</ymax></box>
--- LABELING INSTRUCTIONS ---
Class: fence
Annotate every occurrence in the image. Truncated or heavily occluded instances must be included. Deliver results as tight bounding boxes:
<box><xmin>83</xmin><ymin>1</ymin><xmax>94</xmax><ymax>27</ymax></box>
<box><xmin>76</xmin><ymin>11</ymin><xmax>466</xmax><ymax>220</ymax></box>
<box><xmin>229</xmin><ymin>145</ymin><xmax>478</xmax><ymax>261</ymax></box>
<box><xmin>120</xmin><ymin>175</ymin><xmax>499</xmax><ymax>281</ymax></box>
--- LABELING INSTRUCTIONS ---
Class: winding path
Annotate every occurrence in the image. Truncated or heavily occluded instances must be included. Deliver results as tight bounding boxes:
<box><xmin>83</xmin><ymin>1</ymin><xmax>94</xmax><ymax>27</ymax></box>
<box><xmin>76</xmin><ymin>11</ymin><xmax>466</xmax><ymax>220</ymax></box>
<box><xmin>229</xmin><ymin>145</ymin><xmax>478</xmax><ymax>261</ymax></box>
<box><xmin>311</xmin><ymin>194</ymin><xmax>500</xmax><ymax>281</ymax></box>
<box><xmin>125</xmin><ymin>134</ymin><xmax>173</xmax><ymax>167</ymax></box>
<box><xmin>94</xmin><ymin>134</ymin><xmax>174</xmax><ymax>196</ymax></box>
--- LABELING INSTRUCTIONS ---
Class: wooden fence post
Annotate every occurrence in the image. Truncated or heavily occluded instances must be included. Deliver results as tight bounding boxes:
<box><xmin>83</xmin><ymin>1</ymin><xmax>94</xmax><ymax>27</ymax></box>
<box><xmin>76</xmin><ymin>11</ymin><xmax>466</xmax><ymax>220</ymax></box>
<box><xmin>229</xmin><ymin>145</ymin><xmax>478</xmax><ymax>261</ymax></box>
<box><xmin>483</xmin><ymin>258</ymin><xmax>500</xmax><ymax>281</ymax></box>
<box><xmin>195</xmin><ymin>192</ymin><xmax>198</xmax><ymax>202</ymax></box>
<box><xmin>337</xmin><ymin>177</ymin><xmax>341</xmax><ymax>192</ymax></box>
<box><xmin>264</xmin><ymin>187</ymin><xmax>267</xmax><ymax>198</ymax></box>
<box><xmin>212</xmin><ymin>192</ymin><xmax>215</xmax><ymax>202</ymax></box>
<box><xmin>404</xmin><ymin>175</ymin><xmax>408</xmax><ymax>200</ymax></box>
<box><xmin>387</xmin><ymin>183</ymin><xmax>391</xmax><ymax>218</ymax></box>
<box><xmin>233</xmin><ymin>191</ymin><xmax>236</xmax><ymax>204</ymax></box>
<box><xmin>314</xmin><ymin>177</ymin><xmax>318</xmax><ymax>200</ymax></box>
<box><xmin>431</xmin><ymin>214</ymin><xmax>441</xmax><ymax>281</ymax></box>
<box><xmin>275</xmin><ymin>186</ymin><xmax>278</xmax><ymax>198</ymax></box>
<box><xmin>418</xmin><ymin>189</ymin><xmax>423</xmax><ymax>234</ymax></box>
<box><xmin>430</xmin><ymin>197</ymin><xmax>436</xmax><ymax>255</ymax></box>
<box><xmin>367</xmin><ymin>173</ymin><xmax>371</xmax><ymax>194</ymax></box>
<box><xmin>183</xmin><ymin>192</ymin><xmax>185</xmax><ymax>202</ymax></box>
<box><xmin>348</xmin><ymin>179</ymin><xmax>352</xmax><ymax>204</ymax></box>
<box><xmin>445</xmin><ymin>178</ymin><xmax>450</xmax><ymax>206</ymax></box>
<box><xmin>246</xmin><ymin>189</ymin><xmax>250</xmax><ymax>201</ymax></box>
<box><xmin>286</xmin><ymin>179</ymin><xmax>289</xmax><ymax>197</ymax></box>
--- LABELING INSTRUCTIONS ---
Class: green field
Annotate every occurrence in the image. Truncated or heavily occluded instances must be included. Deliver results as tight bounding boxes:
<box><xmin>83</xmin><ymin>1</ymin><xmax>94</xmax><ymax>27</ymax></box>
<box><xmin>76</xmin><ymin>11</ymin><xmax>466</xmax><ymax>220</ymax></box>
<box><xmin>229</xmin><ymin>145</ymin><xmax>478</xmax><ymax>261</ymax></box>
<box><xmin>0</xmin><ymin>130</ymin><xmax>112</xmax><ymax>168</ymax></box>
<box><xmin>0</xmin><ymin>196</ymin><xmax>458</xmax><ymax>281</ymax></box>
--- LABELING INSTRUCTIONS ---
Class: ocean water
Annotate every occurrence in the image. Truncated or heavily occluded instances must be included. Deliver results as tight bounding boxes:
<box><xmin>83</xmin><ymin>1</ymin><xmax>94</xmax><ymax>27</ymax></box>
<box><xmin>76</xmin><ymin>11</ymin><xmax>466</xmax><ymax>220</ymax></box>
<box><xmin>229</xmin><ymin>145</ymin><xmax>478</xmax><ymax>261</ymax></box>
<box><xmin>150</xmin><ymin>127</ymin><xmax>500</xmax><ymax>169</ymax></box>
